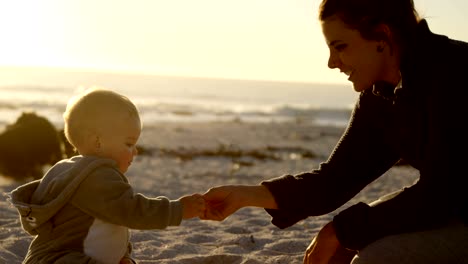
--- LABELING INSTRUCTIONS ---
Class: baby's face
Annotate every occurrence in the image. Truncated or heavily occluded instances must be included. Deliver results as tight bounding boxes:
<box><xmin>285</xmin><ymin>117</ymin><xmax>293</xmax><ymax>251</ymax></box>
<box><xmin>98</xmin><ymin>116</ymin><xmax>141</xmax><ymax>173</ymax></box>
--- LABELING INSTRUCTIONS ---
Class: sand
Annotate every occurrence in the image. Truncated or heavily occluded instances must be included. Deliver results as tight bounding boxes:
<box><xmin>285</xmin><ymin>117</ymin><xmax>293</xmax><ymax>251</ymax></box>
<box><xmin>0</xmin><ymin>120</ymin><xmax>419</xmax><ymax>264</ymax></box>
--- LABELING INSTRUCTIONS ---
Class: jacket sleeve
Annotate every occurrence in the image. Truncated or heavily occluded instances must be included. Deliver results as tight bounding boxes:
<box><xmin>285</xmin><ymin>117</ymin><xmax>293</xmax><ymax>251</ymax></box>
<box><xmin>71</xmin><ymin>166</ymin><xmax>183</xmax><ymax>229</ymax></box>
<box><xmin>262</xmin><ymin>91</ymin><xmax>400</xmax><ymax>229</ymax></box>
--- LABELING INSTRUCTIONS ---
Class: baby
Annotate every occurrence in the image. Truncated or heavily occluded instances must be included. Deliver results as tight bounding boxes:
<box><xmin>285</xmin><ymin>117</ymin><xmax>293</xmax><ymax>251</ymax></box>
<box><xmin>10</xmin><ymin>88</ymin><xmax>205</xmax><ymax>264</ymax></box>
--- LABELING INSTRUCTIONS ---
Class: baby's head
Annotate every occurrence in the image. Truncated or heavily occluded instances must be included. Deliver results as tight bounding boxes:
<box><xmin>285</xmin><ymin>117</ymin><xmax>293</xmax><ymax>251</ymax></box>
<box><xmin>63</xmin><ymin>87</ymin><xmax>141</xmax><ymax>173</ymax></box>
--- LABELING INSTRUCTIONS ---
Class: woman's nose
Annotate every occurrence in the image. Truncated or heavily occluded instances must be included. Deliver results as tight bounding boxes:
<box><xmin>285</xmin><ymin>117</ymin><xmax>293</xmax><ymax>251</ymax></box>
<box><xmin>328</xmin><ymin>52</ymin><xmax>340</xmax><ymax>69</ymax></box>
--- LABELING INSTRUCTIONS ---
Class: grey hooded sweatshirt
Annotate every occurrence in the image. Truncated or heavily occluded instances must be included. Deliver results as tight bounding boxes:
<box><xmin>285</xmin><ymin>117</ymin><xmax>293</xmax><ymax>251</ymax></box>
<box><xmin>9</xmin><ymin>155</ymin><xmax>182</xmax><ymax>264</ymax></box>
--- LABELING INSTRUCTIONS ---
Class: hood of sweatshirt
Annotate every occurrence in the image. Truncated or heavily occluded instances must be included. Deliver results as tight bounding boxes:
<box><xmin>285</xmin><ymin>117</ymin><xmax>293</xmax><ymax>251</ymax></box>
<box><xmin>8</xmin><ymin>155</ymin><xmax>117</xmax><ymax>235</ymax></box>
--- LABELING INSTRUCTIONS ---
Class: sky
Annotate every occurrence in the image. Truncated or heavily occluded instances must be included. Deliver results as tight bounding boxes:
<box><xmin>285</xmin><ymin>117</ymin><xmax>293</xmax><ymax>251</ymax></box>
<box><xmin>0</xmin><ymin>0</ymin><xmax>467</xmax><ymax>84</ymax></box>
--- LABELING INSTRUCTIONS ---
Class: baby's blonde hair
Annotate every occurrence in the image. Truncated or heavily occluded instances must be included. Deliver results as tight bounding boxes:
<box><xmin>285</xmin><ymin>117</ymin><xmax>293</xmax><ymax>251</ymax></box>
<box><xmin>63</xmin><ymin>87</ymin><xmax>140</xmax><ymax>150</ymax></box>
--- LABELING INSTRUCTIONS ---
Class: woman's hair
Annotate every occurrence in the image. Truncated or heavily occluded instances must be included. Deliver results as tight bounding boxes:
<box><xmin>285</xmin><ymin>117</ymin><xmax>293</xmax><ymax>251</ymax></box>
<box><xmin>63</xmin><ymin>87</ymin><xmax>140</xmax><ymax>149</ymax></box>
<box><xmin>319</xmin><ymin>0</ymin><xmax>421</xmax><ymax>48</ymax></box>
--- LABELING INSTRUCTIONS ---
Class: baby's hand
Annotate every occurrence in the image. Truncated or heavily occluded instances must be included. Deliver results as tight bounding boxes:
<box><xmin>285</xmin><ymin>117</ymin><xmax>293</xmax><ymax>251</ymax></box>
<box><xmin>179</xmin><ymin>193</ymin><xmax>206</xmax><ymax>219</ymax></box>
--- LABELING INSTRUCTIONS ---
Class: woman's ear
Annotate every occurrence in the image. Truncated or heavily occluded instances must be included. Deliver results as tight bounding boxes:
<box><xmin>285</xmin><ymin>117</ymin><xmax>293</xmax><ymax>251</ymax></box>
<box><xmin>374</xmin><ymin>24</ymin><xmax>394</xmax><ymax>54</ymax></box>
<box><xmin>375</xmin><ymin>23</ymin><xmax>392</xmax><ymax>41</ymax></box>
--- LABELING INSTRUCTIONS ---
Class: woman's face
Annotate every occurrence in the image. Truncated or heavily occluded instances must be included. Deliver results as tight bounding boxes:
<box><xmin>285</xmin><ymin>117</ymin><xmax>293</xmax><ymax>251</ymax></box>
<box><xmin>321</xmin><ymin>16</ymin><xmax>389</xmax><ymax>92</ymax></box>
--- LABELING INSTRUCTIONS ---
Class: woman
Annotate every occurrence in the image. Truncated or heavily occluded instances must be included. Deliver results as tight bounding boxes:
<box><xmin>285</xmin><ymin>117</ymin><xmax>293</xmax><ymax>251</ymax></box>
<box><xmin>202</xmin><ymin>0</ymin><xmax>468</xmax><ymax>263</ymax></box>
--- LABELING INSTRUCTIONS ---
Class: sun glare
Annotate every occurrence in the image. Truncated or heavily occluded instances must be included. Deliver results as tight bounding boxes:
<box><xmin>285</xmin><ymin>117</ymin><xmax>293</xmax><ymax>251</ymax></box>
<box><xmin>0</xmin><ymin>2</ymin><xmax>64</xmax><ymax>67</ymax></box>
<box><xmin>0</xmin><ymin>0</ymin><xmax>466</xmax><ymax>84</ymax></box>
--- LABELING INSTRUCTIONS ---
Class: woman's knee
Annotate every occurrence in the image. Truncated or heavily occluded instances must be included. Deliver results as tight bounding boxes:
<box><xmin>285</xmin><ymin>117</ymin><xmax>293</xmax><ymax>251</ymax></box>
<box><xmin>351</xmin><ymin>223</ymin><xmax>468</xmax><ymax>264</ymax></box>
<box><xmin>350</xmin><ymin>237</ymin><xmax>411</xmax><ymax>264</ymax></box>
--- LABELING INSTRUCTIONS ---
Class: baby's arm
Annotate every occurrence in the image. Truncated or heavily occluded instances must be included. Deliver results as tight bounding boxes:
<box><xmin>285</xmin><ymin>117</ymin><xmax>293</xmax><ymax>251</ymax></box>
<box><xmin>178</xmin><ymin>194</ymin><xmax>206</xmax><ymax>219</ymax></box>
<box><xmin>72</xmin><ymin>167</ymin><xmax>183</xmax><ymax>229</ymax></box>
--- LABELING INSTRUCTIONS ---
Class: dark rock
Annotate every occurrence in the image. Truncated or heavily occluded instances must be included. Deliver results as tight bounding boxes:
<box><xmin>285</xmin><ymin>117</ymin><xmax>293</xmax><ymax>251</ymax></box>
<box><xmin>0</xmin><ymin>112</ymin><xmax>63</xmax><ymax>180</ymax></box>
<box><xmin>58</xmin><ymin>128</ymin><xmax>77</xmax><ymax>158</ymax></box>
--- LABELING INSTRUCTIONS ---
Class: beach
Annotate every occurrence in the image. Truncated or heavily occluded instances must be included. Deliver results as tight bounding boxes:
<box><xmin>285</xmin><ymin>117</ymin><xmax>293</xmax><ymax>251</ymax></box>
<box><xmin>0</xmin><ymin>119</ymin><xmax>419</xmax><ymax>264</ymax></box>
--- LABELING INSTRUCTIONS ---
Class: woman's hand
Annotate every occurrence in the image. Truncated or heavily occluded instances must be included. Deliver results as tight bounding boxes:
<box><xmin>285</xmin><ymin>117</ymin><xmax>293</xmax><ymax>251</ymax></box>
<box><xmin>202</xmin><ymin>185</ymin><xmax>244</xmax><ymax>221</ymax></box>
<box><xmin>202</xmin><ymin>185</ymin><xmax>277</xmax><ymax>221</ymax></box>
<box><xmin>303</xmin><ymin>221</ymin><xmax>341</xmax><ymax>264</ymax></box>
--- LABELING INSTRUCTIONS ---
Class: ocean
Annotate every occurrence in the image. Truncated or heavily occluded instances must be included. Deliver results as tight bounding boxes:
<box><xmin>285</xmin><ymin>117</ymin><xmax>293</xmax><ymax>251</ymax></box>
<box><xmin>0</xmin><ymin>67</ymin><xmax>358</xmax><ymax>128</ymax></box>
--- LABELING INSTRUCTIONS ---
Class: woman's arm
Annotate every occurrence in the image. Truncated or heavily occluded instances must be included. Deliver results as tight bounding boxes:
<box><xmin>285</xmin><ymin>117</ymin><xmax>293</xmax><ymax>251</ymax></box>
<box><xmin>262</xmin><ymin>91</ymin><xmax>400</xmax><ymax>229</ymax></box>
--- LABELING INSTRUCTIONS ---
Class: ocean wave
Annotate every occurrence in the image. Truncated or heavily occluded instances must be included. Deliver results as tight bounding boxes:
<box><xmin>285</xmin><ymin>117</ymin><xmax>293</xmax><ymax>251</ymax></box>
<box><xmin>0</xmin><ymin>78</ymin><xmax>355</xmax><ymax>128</ymax></box>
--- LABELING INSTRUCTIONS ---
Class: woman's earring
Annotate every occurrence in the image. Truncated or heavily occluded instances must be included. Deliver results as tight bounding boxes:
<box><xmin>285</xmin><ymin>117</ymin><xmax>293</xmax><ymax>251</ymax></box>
<box><xmin>377</xmin><ymin>43</ymin><xmax>384</xmax><ymax>53</ymax></box>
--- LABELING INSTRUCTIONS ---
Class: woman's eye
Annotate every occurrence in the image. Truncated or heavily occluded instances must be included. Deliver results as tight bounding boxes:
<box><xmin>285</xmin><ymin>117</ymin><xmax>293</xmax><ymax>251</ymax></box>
<box><xmin>335</xmin><ymin>44</ymin><xmax>347</xmax><ymax>51</ymax></box>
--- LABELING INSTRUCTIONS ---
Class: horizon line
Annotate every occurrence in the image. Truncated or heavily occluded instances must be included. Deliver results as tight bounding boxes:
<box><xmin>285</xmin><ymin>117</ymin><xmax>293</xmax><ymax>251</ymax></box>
<box><xmin>0</xmin><ymin>65</ymin><xmax>348</xmax><ymax>87</ymax></box>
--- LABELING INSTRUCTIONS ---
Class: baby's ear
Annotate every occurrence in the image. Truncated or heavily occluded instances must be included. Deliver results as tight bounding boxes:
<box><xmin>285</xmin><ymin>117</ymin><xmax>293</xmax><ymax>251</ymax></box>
<box><xmin>93</xmin><ymin>134</ymin><xmax>102</xmax><ymax>154</ymax></box>
<box><xmin>77</xmin><ymin>132</ymin><xmax>100</xmax><ymax>155</ymax></box>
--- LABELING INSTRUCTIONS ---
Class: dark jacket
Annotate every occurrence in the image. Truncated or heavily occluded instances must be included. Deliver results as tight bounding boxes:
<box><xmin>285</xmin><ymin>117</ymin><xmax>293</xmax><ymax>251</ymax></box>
<box><xmin>261</xmin><ymin>20</ymin><xmax>468</xmax><ymax>250</ymax></box>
